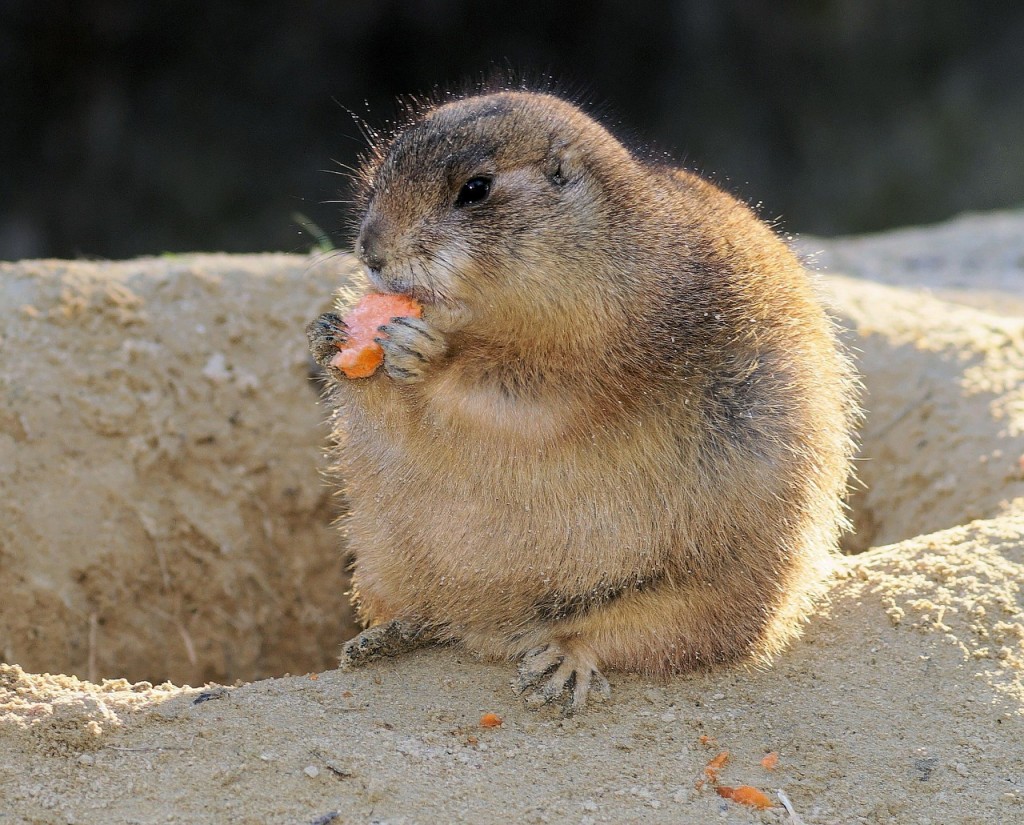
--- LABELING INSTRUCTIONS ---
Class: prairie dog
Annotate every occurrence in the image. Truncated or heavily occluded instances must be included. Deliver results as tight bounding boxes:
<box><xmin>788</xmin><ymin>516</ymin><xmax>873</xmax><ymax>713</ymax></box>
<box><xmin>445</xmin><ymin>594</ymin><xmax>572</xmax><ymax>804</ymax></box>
<box><xmin>306</xmin><ymin>89</ymin><xmax>858</xmax><ymax>712</ymax></box>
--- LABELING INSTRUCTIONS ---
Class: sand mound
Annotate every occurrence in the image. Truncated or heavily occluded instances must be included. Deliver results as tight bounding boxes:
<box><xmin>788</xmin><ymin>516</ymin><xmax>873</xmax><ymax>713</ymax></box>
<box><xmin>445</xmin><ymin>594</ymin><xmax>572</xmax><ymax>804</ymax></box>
<box><xmin>0</xmin><ymin>254</ymin><xmax>359</xmax><ymax>686</ymax></box>
<box><xmin>2</xmin><ymin>211</ymin><xmax>1023</xmax><ymax>823</ymax></box>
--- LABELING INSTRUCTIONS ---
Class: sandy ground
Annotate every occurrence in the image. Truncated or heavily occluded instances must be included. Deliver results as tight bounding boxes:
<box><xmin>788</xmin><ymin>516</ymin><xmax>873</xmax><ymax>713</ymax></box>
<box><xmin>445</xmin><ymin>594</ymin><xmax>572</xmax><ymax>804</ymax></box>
<box><xmin>2</xmin><ymin>211</ymin><xmax>1023</xmax><ymax>824</ymax></box>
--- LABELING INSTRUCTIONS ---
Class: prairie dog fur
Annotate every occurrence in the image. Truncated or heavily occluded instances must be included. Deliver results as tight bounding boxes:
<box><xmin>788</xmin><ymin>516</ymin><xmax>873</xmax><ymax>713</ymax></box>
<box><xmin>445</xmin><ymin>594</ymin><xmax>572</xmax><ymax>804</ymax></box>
<box><xmin>306</xmin><ymin>89</ymin><xmax>858</xmax><ymax>712</ymax></box>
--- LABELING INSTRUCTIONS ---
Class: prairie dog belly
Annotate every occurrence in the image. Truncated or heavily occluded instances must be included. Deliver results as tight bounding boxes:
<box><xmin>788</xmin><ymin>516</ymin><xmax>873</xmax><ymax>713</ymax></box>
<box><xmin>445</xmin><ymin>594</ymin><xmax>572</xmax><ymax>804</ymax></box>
<box><xmin>343</xmin><ymin>399</ymin><xmax>681</xmax><ymax>632</ymax></box>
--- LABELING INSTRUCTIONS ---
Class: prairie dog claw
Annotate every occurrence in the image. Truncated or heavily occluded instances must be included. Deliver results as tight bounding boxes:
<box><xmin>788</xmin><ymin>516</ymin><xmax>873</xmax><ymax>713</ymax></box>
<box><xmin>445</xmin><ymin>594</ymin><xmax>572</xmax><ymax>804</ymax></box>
<box><xmin>512</xmin><ymin>643</ymin><xmax>610</xmax><ymax>714</ymax></box>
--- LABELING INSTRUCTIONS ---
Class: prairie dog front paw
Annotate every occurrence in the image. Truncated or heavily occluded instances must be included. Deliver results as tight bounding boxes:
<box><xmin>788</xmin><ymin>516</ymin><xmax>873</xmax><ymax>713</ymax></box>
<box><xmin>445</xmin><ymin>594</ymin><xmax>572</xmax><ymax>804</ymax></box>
<box><xmin>306</xmin><ymin>312</ymin><xmax>348</xmax><ymax>370</ymax></box>
<box><xmin>376</xmin><ymin>316</ymin><xmax>448</xmax><ymax>384</ymax></box>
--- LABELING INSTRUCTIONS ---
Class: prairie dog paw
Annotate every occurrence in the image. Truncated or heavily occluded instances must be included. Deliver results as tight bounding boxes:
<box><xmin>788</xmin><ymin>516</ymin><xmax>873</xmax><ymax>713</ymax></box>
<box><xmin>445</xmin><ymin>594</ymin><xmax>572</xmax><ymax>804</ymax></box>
<box><xmin>512</xmin><ymin>643</ymin><xmax>610</xmax><ymax>715</ymax></box>
<box><xmin>376</xmin><ymin>317</ymin><xmax>447</xmax><ymax>384</ymax></box>
<box><xmin>339</xmin><ymin>620</ymin><xmax>429</xmax><ymax>669</ymax></box>
<box><xmin>306</xmin><ymin>312</ymin><xmax>348</xmax><ymax>369</ymax></box>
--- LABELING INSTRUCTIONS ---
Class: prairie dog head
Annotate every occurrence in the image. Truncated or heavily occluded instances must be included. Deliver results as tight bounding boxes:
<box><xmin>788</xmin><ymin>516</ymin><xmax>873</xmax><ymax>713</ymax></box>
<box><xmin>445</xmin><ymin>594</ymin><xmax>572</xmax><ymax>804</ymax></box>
<box><xmin>354</xmin><ymin>92</ymin><xmax>641</xmax><ymax>335</ymax></box>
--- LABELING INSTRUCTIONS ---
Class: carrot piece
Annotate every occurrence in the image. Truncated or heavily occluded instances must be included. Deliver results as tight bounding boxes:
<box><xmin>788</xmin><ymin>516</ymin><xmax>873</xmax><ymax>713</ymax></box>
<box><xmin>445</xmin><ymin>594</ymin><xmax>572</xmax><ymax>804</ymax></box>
<box><xmin>479</xmin><ymin>712</ymin><xmax>503</xmax><ymax>728</ymax></box>
<box><xmin>760</xmin><ymin>751</ymin><xmax>779</xmax><ymax>770</ymax></box>
<box><xmin>718</xmin><ymin>785</ymin><xmax>774</xmax><ymax>810</ymax></box>
<box><xmin>330</xmin><ymin>293</ymin><xmax>423</xmax><ymax>379</ymax></box>
<box><xmin>704</xmin><ymin>751</ymin><xmax>730</xmax><ymax>781</ymax></box>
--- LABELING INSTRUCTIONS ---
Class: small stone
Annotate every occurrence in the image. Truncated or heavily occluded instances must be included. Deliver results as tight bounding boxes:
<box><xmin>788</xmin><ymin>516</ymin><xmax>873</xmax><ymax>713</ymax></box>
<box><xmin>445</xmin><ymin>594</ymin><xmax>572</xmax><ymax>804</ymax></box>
<box><xmin>582</xmin><ymin>800</ymin><xmax>598</xmax><ymax>812</ymax></box>
<box><xmin>660</xmin><ymin>711</ymin><xmax>677</xmax><ymax>723</ymax></box>
<box><xmin>201</xmin><ymin>353</ymin><xmax>231</xmax><ymax>384</ymax></box>
<box><xmin>259</xmin><ymin>752</ymin><xmax>274</xmax><ymax>761</ymax></box>
<box><xmin>304</xmin><ymin>765</ymin><xmax>320</xmax><ymax>778</ymax></box>
<box><xmin>955</xmin><ymin>763</ymin><xmax>969</xmax><ymax>777</ymax></box>
<box><xmin>672</xmin><ymin>789</ymin><xmax>691</xmax><ymax>803</ymax></box>
<box><xmin>650</xmin><ymin>800</ymin><xmax>662</xmax><ymax>809</ymax></box>
<box><xmin>77</xmin><ymin>754</ymin><xmax>95</xmax><ymax>766</ymax></box>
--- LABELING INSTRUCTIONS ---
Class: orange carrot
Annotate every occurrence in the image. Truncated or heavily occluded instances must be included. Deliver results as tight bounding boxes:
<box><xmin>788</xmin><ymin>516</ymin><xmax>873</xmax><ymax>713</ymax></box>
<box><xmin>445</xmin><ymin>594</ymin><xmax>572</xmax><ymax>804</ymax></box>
<box><xmin>480</xmin><ymin>712</ymin><xmax>503</xmax><ymax>728</ymax></box>
<box><xmin>704</xmin><ymin>751</ymin><xmax>730</xmax><ymax>781</ymax></box>
<box><xmin>330</xmin><ymin>293</ymin><xmax>423</xmax><ymax>379</ymax></box>
<box><xmin>717</xmin><ymin>785</ymin><xmax>773</xmax><ymax>810</ymax></box>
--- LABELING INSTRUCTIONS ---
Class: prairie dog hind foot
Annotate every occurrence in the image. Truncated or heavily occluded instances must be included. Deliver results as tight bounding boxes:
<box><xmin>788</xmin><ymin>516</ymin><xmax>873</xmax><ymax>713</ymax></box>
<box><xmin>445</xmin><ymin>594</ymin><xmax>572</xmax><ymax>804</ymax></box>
<box><xmin>339</xmin><ymin>620</ymin><xmax>431</xmax><ymax>669</ymax></box>
<box><xmin>512</xmin><ymin>643</ymin><xmax>611</xmax><ymax>715</ymax></box>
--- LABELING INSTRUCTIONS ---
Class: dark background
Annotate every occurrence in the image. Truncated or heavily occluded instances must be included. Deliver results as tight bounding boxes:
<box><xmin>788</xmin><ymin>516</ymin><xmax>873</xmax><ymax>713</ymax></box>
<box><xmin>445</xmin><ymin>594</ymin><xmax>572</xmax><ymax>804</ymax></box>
<box><xmin>3</xmin><ymin>0</ymin><xmax>1023</xmax><ymax>261</ymax></box>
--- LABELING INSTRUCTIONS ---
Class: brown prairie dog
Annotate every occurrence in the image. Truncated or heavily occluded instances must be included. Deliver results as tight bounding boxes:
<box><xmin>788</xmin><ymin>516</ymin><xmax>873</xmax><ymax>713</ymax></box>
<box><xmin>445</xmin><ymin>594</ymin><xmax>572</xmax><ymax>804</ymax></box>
<box><xmin>306</xmin><ymin>89</ymin><xmax>858</xmax><ymax>713</ymax></box>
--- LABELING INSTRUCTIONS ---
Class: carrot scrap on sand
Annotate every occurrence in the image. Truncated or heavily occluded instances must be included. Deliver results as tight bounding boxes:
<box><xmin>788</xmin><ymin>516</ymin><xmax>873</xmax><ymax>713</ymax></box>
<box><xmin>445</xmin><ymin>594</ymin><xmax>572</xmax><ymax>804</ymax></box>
<box><xmin>329</xmin><ymin>293</ymin><xmax>423</xmax><ymax>379</ymax></box>
<box><xmin>760</xmin><ymin>751</ymin><xmax>779</xmax><ymax>770</ymax></box>
<box><xmin>704</xmin><ymin>751</ymin><xmax>730</xmax><ymax>781</ymax></box>
<box><xmin>716</xmin><ymin>785</ymin><xmax>774</xmax><ymax>810</ymax></box>
<box><xmin>696</xmin><ymin>750</ymin><xmax>730</xmax><ymax>789</ymax></box>
<box><xmin>479</xmin><ymin>712</ymin><xmax>503</xmax><ymax>728</ymax></box>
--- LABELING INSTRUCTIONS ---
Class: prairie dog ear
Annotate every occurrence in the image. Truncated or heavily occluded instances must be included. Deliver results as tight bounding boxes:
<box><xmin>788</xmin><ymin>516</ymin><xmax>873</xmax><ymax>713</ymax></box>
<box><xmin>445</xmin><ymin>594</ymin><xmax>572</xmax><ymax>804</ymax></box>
<box><xmin>545</xmin><ymin>142</ymin><xmax>584</xmax><ymax>186</ymax></box>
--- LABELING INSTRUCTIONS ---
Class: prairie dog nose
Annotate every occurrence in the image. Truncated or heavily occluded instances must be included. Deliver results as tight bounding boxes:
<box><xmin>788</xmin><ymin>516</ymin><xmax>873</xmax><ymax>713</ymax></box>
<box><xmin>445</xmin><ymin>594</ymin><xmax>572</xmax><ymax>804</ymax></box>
<box><xmin>356</xmin><ymin>217</ymin><xmax>387</xmax><ymax>272</ymax></box>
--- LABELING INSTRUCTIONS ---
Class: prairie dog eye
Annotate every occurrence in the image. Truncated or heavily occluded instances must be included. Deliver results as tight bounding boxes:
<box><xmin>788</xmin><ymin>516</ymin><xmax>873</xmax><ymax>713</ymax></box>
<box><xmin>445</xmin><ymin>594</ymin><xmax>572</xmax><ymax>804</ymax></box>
<box><xmin>455</xmin><ymin>176</ymin><xmax>492</xmax><ymax>207</ymax></box>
